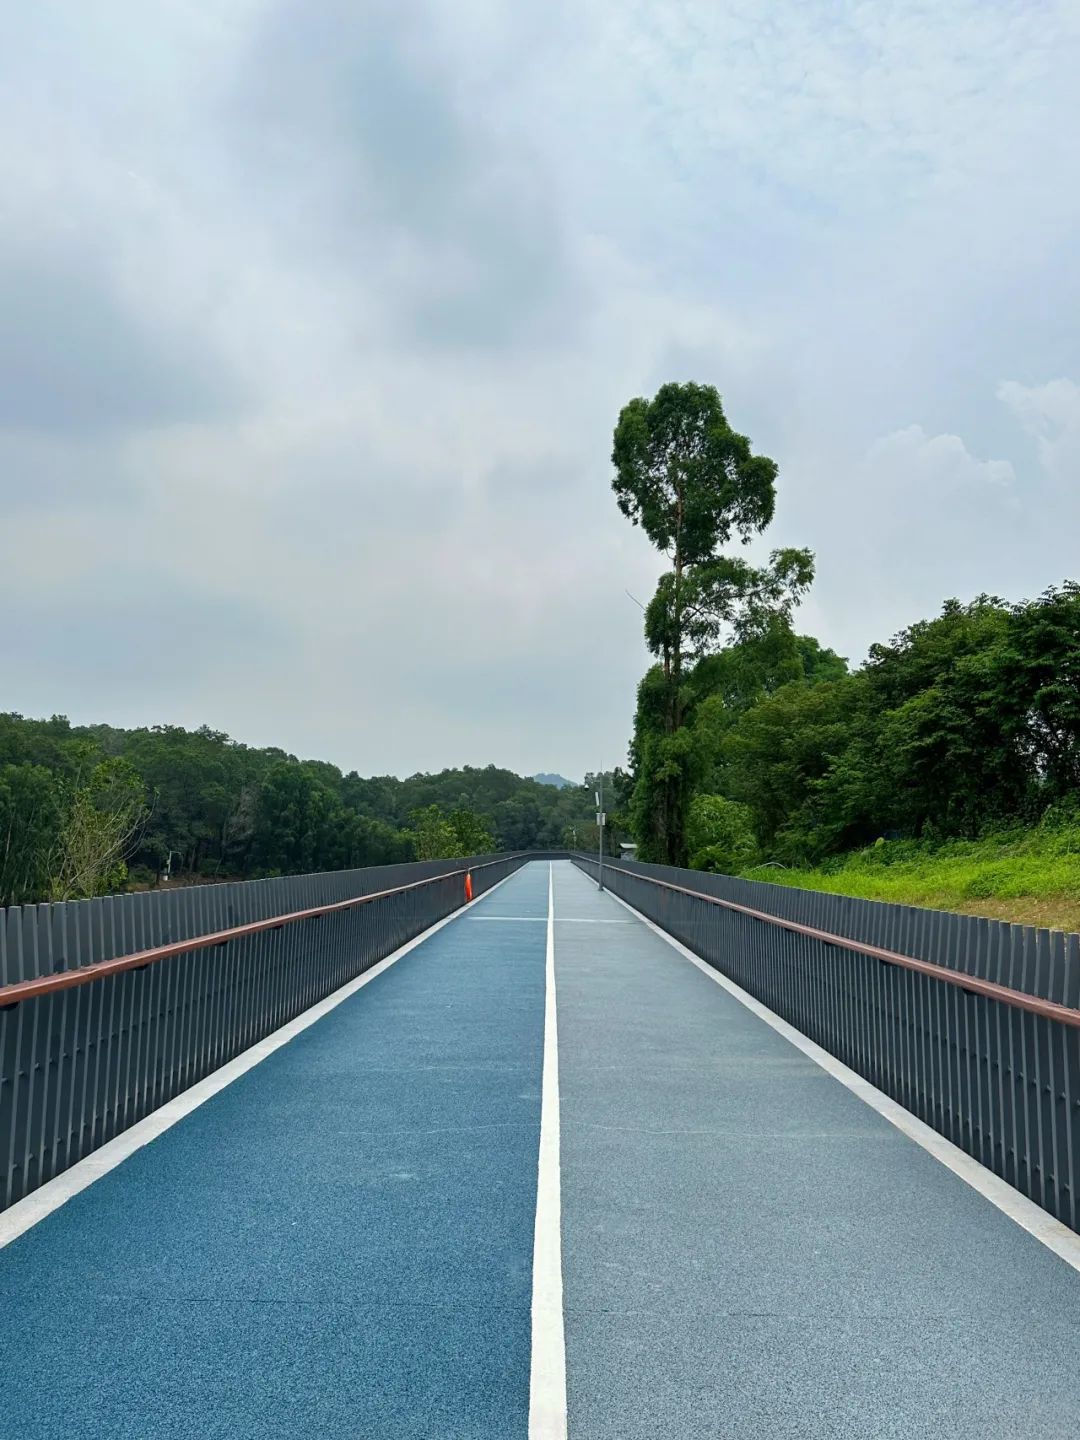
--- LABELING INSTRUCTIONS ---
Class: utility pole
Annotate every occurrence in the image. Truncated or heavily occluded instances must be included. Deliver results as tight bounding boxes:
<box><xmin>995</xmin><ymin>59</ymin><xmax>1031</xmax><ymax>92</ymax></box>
<box><xmin>595</xmin><ymin>773</ymin><xmax>605</xmax><ymax>892</ymax></box>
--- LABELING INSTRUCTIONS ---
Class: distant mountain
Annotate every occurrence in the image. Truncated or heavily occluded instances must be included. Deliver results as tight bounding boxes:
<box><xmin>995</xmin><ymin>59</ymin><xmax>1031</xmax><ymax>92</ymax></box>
<box><xmin>533</xmin><ymin>772</ymin><xmax>576</xmax><ymax>790</ymax></box>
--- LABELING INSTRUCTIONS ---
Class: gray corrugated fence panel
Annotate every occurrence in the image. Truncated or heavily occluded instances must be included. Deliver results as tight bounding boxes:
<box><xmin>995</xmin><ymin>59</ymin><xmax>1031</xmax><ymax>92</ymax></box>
<box><xmin>576</xmin><ymin>855</ymin><xmax>1080</xmax><ymax>1233</ymax></box>
<box><xmin>0</xmin><ymin>853</ymin><xmax>530</xmax><ymax>1212</ymax></box>
<box><xmin>0</xmin><ymin>852</ymin><xmax>526</xmax><ymax>985</ymax></box>
<box><xmin>608</xmin><ymin>855</ymin><xmax>1079</xmax><ymax>1004</ymax></box>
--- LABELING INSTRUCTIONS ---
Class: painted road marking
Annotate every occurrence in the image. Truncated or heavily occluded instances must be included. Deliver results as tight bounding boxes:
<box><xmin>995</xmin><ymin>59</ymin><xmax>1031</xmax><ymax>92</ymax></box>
<box><xmin>0</xmin><ymin>870</ymin><xmax>521</xmax><ymax>1251</ymax></box>
<box><xmin>528</xmin><ymin>863</ymin><xmax>568</xmax><ymax>1440</ymax></box>
<box><xmin>601</xmin><ymin>880</ymin><xmax>1080</xmax><ymax>1278</ymax></box>
<box><xmin>465</xmin><ymin>916</ymin><xmax>633</xmax><ymax>924</ymax></box>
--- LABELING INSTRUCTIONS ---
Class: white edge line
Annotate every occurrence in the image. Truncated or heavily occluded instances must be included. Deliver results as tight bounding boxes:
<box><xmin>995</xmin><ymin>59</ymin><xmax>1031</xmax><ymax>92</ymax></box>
<box><xmin>600</xmin><ymin>881</ymin><xmax>1080</xmax><ymax>1277</ymax></box>
<box><xmin>529</xmin><ymin>862</ymin><xmax>568</xmax><ymax>1440</ymax></box>
<box><xmin>0</xmin><ymin>869</ymin><xmax>521</xmax><ymax>1250</ymax></box>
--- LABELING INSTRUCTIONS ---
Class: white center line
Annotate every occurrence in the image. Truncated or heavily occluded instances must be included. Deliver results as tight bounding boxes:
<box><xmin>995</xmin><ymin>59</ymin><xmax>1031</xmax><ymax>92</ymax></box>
<box><xmin>528</xmin><ymin>862</ymin><xmax>568</xmax><ymax>1440</ymax></box>
<box><xmin>465</xmin><ymin>916</ymin><xmax>632</xmax><ymax>924</ymax></box>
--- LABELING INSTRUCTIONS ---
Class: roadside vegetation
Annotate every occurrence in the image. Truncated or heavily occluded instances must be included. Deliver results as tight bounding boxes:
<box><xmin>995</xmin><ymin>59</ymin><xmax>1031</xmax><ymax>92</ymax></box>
<box><xmin>608</xmin><ymin>380</ymin><xmax>1080</xmax><ymax>932</ymax></box>
<box><xmin>742</xmin><ymin>824</ymin><xmax>1080</xmax><ymax>933</ymax></box>
<box><xmin>0</xmin><ymin>711</ymin><xmax>611</xmax><ymax>904</ymax></box>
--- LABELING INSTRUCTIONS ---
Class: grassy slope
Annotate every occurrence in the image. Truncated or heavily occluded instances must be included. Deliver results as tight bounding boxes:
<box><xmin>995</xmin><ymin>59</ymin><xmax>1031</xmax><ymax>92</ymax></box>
<box><xmin>740</xmin><ymin>826</ymin><xmax>1080</xmax><ymax>934</ymax></box>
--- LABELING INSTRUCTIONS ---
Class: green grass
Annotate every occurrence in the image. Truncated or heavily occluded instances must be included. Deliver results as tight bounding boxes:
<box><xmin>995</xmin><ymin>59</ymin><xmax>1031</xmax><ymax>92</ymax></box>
<box><xmin>739</xmin><ymin>824</ymin><xmax>1080</xmax><ymax>933</ymax></box>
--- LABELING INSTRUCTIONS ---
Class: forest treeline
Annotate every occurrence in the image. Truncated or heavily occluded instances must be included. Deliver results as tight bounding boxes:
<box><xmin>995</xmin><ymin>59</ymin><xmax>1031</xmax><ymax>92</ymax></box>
<box><xmin>607</xmin><ymin>381</ymin><xmax>1080</xmax><ymax>874</ymax></box>
<box><xmin>626</xmin><ymin>586</ymin><xmax>1080</xmax><ymax>873</ymax></box>
<box><xmin>0</xmin><ymin>712</ymin><xmax>606</xmax><ymax>905</ymax></box>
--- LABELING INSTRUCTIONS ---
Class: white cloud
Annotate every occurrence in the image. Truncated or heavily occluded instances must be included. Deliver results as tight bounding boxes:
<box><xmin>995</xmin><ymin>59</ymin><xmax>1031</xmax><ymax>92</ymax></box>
<box><xmin>866</xmin><ymin>426</ymin><xmax>1016</xmax><ymax>495</ymax></box>
<box><xmin>795</xmin><ymin>390</ymin><xmax>1079</xmax><ymax>662</ymax></box>
<box><xmin>998</xmin><ymin>379</ymin><xmax>1080</xmax><ymax>485</ymax></box>
<box><xmin>2</xmin><ymin>2</ymin><xmax>1080</xmax><ymax>774</ymax></box>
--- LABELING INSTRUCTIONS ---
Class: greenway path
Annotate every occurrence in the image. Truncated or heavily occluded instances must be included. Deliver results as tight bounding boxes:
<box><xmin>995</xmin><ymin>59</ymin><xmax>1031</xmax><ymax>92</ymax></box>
<box><xmin>2</xmin><ymin>861</ymin><xmax>1079</xmax><ymax>1438</ymax></box>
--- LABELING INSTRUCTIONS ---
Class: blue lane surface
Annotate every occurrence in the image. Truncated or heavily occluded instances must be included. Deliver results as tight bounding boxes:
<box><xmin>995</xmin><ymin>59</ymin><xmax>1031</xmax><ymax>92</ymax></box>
<box><xmin>552</xmin><ymin>862</ymin><xmax>1080</xmax><ymax>1440</ymax></box>
<box><xmin>0</xmin><ymin>865</ymin><xmax>550</xmax><ymax>1440</ymax></box>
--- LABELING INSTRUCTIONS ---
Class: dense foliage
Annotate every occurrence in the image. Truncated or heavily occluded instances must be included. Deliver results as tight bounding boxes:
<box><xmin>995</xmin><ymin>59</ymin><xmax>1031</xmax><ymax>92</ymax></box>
<box><xmin>0</xmin><ymin>712</ymin><xmax>612</xmax><ymax>904</ymax></box>
<box><xmin>628</xmin><ymin>584</ymin><xmax>1080</xmax><ymax>871</ymax></box>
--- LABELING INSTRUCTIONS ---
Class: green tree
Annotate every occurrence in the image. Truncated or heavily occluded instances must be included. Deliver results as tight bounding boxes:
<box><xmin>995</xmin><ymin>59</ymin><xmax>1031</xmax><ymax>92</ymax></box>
<box><xmin>407</xmin><ymin>805</ymin><xmax>463</xmax><ymax>860</ymax></box>
<box><xmin>685</xmin><ymin>794</ymin><xmax>759</xmax><ymax>873</ymax></box>
<box><xmin>994</xmin><ymin>582</ymin><xmax>1080</xmax><ymax>801</ymax></box>
<box><xmin>253</xmin><ymin>763</ymin><xmax>342</xmax><ymax>875</ymax></box>
<box><xmin>613</xmin><ymin>383</ymin><xmax>780</xmax><ymax>710</ymax></box>
<box><xmin>852</xmin><ymin>597</ymin><xmax>1026</xmax><ymax>839</ymax></box>
<box><xmin>697</xmin><ymin>593</ymin><xmax>1058</xmax><ymax>863</ymax></box>
<box><xmin>0</xmin><ymin>764</ymin><xmax>63</xmax><ymax>905</ymax></box>
<box><xmin>448</xmin><ymin>809</ymin><xmax>496</xmax><ymax>855</ymax></box>
<box><xmin>626</xmin><ymin>667</ymin><xmax>696</xmax><ymax>863</ymax></box>
<box><xmin>645</xmin><ymin>549</ymin><xmax>816</xmax><ymax>668</ymax></box>
<box><xmin>406</xmin><ymin>805</ymin><xmax>495</xmax><ymax>859</ymax></box>
<box><xmin>718</xmin><ymin>679</ymin><xmax>858</xmax><ymax>860</ymax></box>
<box><xmin>612</xmin><ymin>382</ymin><xmax>812</xmax><ymax>863</ymax></box>
<box><xmin>49</xmin><ymin>759</ymin><xmax>149</xmax><ymax>900</ymax></box>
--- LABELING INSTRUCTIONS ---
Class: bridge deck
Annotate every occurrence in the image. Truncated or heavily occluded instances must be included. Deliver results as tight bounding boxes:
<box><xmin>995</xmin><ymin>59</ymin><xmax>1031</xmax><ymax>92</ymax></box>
<box><xmin>2</xmin><ymin>861</ymin><xmax>1079</xmax><ymax>1437</ymax></box>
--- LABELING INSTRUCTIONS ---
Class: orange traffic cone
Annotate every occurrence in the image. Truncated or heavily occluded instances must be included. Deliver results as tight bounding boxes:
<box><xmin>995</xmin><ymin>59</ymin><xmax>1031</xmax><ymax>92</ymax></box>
<box><xmin>464</xmin><ymin>871</ymin><xmax>473</xmax><ymax>903</ymax></box>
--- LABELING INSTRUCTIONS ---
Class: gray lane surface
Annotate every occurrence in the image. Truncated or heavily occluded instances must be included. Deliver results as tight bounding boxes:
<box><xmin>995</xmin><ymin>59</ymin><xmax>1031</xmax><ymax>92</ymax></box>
<box><xmin>552</xmin><ymin>862</ymin><xmax>1080</xmax><ymax>1439</ymax></box>
<box><xmin>0</xmin><ymin>864</ymin><xmax>550</xmax><ymax>1440</ymax></box>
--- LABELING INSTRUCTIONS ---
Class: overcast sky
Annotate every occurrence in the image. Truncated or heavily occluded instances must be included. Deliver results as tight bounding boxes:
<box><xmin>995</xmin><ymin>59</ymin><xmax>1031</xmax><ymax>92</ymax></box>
<box><xmin>2</xmin><ymin>1</ymin><xmax>1079</xmax><ymax>781</ymax></box>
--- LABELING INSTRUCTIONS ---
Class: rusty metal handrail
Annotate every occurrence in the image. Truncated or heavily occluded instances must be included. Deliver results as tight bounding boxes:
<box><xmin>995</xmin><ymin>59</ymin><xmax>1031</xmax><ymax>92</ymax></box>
<box><xmin>604</xmin><ymin>864</ymin><xmax>1080</xmax><ymax>1029</ymax></box>
<box><xmin>0</xmin><ymin>858</ymin><xmax>513</xmax><ymax>1008</ymax></box>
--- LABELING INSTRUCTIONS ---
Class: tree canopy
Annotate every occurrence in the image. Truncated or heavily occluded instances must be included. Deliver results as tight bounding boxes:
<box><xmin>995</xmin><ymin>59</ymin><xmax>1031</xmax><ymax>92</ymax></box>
<box><xmin>612</xmin><ymin>382</ymin><xmax>778</xmax><ymax>562</ymax></box>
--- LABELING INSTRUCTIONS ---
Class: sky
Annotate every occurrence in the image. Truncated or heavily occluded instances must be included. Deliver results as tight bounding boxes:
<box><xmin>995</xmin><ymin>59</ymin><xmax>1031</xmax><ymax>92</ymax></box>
<box><xmin>2</xmin><ymin>0</ymin><xmax>1079</xmax><ymax>782</ymax></box>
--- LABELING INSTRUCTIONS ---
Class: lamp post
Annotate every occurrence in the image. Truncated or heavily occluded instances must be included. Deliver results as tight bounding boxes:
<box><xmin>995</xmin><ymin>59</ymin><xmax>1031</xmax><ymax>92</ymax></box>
<box><xmin>595</xmin><ymin>774</ymin><xmax>605</xmax><ymax>892</ymax></box>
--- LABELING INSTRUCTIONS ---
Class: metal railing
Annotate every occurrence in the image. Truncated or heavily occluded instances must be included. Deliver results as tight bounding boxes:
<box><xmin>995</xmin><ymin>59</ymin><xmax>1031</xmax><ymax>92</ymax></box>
<box><xmin>575</xmin><ymin>855</ymin><xmax>1080</xmax><ymax>1232</ymax></box>
<box><xmin>612</xmin><ymin>855</ymin><xmax>1080</xmax><ymax>1005</ymax></box>
<box><xmin>0</xmin><ymin>854</ymin><xmax>520</xmax><ymax>988</ymax></box>
<box><xmin>0</xmin><ymin>854</ymin><xmax>526</xmax><ymax>1212</ymax></box>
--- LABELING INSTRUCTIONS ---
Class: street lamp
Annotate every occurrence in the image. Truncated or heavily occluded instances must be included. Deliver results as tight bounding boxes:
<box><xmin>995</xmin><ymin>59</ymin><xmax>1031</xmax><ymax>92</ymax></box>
<box><xmin>595</xmin><ymin>775</ymin><xmax>605</xmax><ymax>892</ymax></box>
